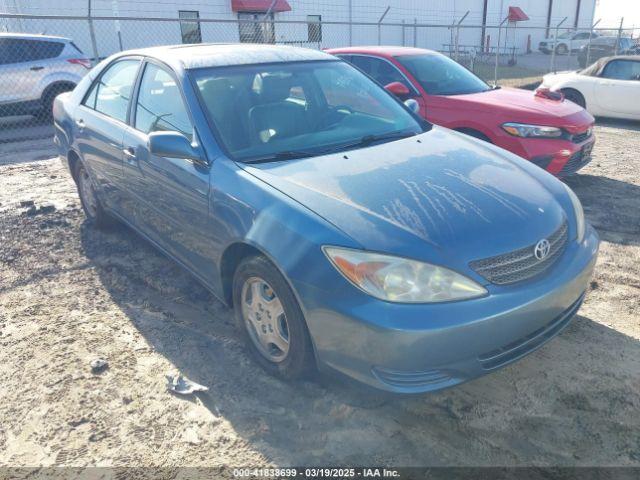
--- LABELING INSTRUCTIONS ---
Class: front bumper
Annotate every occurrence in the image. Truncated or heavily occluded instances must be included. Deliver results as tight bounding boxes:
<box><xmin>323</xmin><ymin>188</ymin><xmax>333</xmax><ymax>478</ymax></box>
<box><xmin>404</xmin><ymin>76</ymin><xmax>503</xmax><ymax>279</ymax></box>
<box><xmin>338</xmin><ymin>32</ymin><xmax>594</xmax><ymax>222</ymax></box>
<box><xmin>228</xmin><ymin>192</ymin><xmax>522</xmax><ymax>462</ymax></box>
<box><xmin>295</xmin><ymin>226</ymin><xmax>599</xmax><ymax>394</ymax></box>
<box><xmin>494</xmin><ymin>131</ymin><xmax>595</xmax><ymax>177</ymax></box>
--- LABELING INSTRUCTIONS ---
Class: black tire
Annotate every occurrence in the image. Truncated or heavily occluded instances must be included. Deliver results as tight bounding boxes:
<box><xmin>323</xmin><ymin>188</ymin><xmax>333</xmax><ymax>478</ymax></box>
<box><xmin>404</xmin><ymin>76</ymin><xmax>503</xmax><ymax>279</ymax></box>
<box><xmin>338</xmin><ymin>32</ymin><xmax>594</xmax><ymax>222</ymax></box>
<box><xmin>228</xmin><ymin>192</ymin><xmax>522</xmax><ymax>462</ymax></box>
<box><xmin>233</xmin><ymin>255</ymin><xmax>315</xmax><ymax>380</ymax></box>
<box><xmin>457</xmin><ymin>128</ymin><xmax>492</xmax><ymax>143</ymax></box>
<box><xmin>555</xmin><ymin>43</ymin><xmax>568</xmax><ymax>55</ymax></box>
<box><xmin>561</xmin><ymin>88</ymin><xmax>586</xmax><ymax>108</ymax></box>
<box><xmin>74</xmin><ymin>161</ymin><xmax>116</xmax><ymax>229</ymax></box>
<box><xmin>37</xmin><ymin>83</ymin><xmax>74</xmax><ymax>121</ymax></box>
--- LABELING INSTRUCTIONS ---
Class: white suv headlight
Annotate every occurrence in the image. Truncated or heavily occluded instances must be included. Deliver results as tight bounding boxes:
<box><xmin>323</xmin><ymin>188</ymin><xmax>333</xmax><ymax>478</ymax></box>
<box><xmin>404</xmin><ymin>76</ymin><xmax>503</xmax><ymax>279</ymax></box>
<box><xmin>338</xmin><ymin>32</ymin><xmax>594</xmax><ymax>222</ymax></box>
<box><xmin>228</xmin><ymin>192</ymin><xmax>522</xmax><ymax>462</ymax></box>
<box><xmin>564</xmin><ymin>183</ymin><xmax>586</xmax><ymax>243</ymax></box>
<box><xmin>323</xmin><ymin>247</ymin><xmax>487</xmax><ymax>303</ymax></box>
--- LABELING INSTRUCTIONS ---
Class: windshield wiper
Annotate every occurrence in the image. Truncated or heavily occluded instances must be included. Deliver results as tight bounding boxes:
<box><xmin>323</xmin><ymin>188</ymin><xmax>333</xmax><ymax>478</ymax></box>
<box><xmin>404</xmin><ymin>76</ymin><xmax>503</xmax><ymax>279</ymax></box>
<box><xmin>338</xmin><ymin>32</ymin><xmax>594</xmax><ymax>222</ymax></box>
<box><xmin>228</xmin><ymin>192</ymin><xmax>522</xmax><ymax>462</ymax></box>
<box><xmin>244</xmin><ymin>149</ymin><xmax>318</xmax><ymax>164</ymax></box>
<box><xmin>243</xmin><ymin>131</ymin><xmax>418</xmax><ymax>164</ymax></box>
<box><xmin>331</xmin><ymin>130</ymin><xmax>419</xmax><ymax>153</ymax></box>
<box><xmin>362</xmin><ymin>130</ymin><xmax>418</xmax><ymax>145</ymax></box>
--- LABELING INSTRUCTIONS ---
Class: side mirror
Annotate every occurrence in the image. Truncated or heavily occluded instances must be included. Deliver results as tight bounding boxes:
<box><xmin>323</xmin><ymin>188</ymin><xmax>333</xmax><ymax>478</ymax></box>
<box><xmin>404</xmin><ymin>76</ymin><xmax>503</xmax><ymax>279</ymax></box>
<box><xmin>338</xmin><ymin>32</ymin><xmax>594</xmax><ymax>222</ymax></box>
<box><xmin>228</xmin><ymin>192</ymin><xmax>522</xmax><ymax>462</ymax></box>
<box><xmin>384</xmin><ymin>81</ymin><xmax>411</xmax><ymax>98</ymax></box>
<box><xmin>404</xmin><ymin>98</ymin><xmax>420</xmax><ymax>115</ymax></box>
<box><xmin>148</xmin><ymin>131</ymin><xmax>203</xmax><ymax>162</ymax></box>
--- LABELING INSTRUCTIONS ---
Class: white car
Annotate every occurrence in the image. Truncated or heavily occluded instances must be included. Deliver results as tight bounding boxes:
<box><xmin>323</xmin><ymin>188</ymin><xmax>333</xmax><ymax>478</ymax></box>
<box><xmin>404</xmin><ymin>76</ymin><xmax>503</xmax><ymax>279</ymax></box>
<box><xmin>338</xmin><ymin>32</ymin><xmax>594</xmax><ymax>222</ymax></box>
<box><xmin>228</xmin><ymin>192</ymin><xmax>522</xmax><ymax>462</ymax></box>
<box><xmin>538</xmin><ymin>31</ymin><xmax>598</xmax><ymax>55</ymax></box>
<box><xmin>0</xmin><ymin>33</ymin><xmax>91</xmax><ymax>119</ymax></box>
<box><xmin>539</xmin><ymin>55</ymin><xmax>640</xmax><ymax>120</ymax></box>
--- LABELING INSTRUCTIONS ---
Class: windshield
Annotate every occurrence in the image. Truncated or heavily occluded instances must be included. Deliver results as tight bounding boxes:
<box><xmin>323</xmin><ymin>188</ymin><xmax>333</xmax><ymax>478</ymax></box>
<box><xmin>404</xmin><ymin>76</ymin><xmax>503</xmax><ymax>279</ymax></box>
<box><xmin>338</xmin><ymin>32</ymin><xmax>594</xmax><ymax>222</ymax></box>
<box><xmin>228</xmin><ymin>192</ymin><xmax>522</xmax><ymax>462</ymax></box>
<box><xmin>191</xmin><ymin>60</ymin><xmax>424</xmax><ymax>162</ymax></box>
<box><xmin>395</xmin><ymin>54</ymin><xmax>491</xmax><ymax>96</ymax></box>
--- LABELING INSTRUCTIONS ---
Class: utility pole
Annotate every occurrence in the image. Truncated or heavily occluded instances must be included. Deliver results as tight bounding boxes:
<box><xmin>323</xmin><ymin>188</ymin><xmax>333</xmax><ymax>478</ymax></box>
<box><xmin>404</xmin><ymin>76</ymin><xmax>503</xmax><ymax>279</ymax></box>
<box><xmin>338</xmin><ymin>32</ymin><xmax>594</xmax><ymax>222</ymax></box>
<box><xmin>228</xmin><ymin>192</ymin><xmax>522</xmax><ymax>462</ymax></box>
<box><xmin>348</xmin><ymin>0</ymin><xmax>353</xmax><ymax>46</ymax></box>
<box><xmin>87</xmin><ymin>0</ymin><xmax>99</xmax><ymax>65</ymax></box>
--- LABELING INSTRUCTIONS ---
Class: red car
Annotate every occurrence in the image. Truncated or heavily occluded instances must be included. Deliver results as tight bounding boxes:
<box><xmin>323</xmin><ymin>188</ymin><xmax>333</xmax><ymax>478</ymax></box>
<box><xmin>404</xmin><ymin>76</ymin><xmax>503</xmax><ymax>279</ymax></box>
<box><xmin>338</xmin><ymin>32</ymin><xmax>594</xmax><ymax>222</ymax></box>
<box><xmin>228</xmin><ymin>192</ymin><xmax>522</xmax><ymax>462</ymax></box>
<box><xmin>327</xmin><ymin>46</ymin><xmax>595</xmax><ymax>177</ymax></box>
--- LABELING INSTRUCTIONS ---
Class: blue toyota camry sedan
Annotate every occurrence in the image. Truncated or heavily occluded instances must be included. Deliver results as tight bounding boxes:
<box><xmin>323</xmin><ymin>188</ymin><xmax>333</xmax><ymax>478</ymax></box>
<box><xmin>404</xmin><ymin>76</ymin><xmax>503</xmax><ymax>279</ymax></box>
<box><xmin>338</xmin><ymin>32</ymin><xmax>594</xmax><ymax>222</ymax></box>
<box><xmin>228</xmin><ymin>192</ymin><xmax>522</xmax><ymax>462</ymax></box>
<box><xmin>53</xmin><ymin>44</ymin><xmax>599</xmax><ymax>393</ymax></box>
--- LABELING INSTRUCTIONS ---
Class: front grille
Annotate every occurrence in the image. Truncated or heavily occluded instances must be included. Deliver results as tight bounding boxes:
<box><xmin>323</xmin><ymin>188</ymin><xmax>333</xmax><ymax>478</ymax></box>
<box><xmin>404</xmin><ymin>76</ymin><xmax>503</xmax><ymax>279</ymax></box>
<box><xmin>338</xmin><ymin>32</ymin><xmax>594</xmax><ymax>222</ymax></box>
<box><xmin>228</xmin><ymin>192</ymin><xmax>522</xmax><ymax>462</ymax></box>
<box><xmin>559</xmin><ymin>147</ymin><xmax>592</xmax><ymax>176</ymax></box>
<box><xmin>478</xmin><ymin>292</ymin><xmax>584</xmax><ymax>370</ymax></box>
<box><xmin>470</xmin><ymin>221</ymin><xmax>568</xmax><ymax>285</ymax></box>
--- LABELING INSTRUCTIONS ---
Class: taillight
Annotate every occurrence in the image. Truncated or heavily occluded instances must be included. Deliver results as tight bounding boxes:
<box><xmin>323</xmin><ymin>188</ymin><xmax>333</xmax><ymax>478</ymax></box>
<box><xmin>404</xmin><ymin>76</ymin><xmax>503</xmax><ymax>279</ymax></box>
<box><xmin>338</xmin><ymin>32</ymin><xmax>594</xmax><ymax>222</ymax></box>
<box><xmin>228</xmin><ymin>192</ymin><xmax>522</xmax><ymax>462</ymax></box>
<box><xmin>67</xmin><ymin>58</ymin><xmax>92</xmax><ymax>69</ymax></box>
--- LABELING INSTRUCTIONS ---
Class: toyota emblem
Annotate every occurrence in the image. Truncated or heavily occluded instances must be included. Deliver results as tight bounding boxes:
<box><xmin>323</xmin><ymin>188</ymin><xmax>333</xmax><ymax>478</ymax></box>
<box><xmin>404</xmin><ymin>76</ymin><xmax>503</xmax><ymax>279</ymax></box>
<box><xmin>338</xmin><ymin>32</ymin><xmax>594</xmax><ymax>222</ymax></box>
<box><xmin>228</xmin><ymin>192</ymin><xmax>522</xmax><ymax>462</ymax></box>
<box><xmin>534</xmin><ymin>239</ymin><xmax>551</xmax><ymax>261</ymax></box>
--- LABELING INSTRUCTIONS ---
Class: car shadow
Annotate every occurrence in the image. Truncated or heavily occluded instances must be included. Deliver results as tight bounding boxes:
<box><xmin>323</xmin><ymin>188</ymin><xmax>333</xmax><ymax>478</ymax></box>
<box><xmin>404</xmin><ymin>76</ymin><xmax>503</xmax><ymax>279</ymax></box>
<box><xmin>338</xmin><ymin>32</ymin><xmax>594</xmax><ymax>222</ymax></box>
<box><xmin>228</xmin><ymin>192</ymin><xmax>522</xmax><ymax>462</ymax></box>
<box><xmin>565</xmin><ymin>174</ymin><xmax>640</xmax><ymax>246</ymax></box>
<box><xmin>595</xmin><ymin>117</ymin><xmax>640</xmax><ymax>132</ymax></box>
<box><xmin>79</xmin><ymin>222</ymin><xmax>640</xmax><ymax>466</ymax></box>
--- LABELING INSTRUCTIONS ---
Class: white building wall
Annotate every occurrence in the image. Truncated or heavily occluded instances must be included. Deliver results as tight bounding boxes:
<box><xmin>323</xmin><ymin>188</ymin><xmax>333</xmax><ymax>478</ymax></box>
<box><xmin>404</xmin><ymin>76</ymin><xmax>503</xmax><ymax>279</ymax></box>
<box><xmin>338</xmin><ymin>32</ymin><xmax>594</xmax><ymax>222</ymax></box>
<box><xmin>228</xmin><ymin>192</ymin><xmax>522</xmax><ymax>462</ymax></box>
<box><xmin>0</xmin><ymin>0</ymin><xmax>596</xmax><ymax>57</ymax></box>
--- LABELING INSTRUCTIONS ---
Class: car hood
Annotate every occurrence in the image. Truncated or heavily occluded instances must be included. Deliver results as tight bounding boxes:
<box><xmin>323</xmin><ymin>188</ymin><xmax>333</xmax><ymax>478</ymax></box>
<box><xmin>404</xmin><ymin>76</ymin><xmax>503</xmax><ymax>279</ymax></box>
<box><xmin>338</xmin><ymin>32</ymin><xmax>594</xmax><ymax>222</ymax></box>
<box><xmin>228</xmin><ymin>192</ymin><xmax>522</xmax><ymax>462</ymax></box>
<box><xmin>242</xmin><ymin>127</ymin><xmax>567</xmax><ymax>271</ymax></box>
<box><xmin>441</xmin><ymin>87</ymin><xmax>593</xmax><ymax>132</ymax></box>
<box><xmin>541</xmin><ymin>70</ymin><xmax>580</xmax><ymax>87</ymax></box>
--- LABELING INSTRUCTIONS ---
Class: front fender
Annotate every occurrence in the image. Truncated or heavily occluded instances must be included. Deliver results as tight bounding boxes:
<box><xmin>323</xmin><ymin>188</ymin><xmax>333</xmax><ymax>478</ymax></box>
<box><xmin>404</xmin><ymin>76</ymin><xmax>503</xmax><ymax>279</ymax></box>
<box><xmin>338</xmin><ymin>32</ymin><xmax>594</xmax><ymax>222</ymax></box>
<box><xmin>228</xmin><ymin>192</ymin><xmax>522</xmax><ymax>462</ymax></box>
<box><xmin>210</xmin><ymin>159</ymin><xmax>360</xmax><ymax>304</ymax></box>
<box><xmin>444</xmin><ymin>121</ymin><xmax>497</xmax><ymax>143</ymax></box>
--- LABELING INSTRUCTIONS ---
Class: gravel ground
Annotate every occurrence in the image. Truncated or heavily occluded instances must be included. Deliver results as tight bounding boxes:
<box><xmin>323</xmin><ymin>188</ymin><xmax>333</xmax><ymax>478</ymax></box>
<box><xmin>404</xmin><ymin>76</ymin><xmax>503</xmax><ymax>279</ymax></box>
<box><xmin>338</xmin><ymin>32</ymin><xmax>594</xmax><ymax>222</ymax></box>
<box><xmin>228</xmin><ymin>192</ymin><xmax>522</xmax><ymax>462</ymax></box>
<box><xmin>0</xmin><ymin>119</ymin><xmax>639</xmax><ymax>467</ymax></box>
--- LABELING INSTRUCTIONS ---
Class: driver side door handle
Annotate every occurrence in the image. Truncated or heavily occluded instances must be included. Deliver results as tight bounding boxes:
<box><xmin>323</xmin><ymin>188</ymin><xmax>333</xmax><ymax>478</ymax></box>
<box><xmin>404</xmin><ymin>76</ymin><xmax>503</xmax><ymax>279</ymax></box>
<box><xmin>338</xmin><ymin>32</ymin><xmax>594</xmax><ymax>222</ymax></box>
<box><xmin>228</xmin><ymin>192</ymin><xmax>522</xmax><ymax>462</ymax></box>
<box><xmin>123</xmin><ymin>146</ymin><xmax>136</xmax><ymax>158</ymax></box>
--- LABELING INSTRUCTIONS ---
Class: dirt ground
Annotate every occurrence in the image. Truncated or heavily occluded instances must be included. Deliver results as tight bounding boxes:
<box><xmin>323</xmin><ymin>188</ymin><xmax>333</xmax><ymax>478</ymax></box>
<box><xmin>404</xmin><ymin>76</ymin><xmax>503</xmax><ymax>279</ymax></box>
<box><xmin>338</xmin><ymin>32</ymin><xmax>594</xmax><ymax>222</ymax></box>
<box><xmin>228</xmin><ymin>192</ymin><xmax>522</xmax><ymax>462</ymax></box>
<box><xmin>0</xmin><ymin>119</ymin><xmax>639</xmax><ymax>468</ymax></box>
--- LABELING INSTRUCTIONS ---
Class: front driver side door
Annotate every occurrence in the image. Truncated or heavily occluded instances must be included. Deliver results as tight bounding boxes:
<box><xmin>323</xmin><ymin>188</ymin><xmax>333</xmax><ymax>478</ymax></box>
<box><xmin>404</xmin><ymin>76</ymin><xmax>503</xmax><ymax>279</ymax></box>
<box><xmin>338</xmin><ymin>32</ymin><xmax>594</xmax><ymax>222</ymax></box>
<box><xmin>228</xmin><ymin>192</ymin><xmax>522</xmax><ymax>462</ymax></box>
<box><xmin>121</xmin><ymin>60</ymin><xmax>216</xmax><ymax>283</ymax></box>
<box><xmin>595</xmin><ymin>59</ymin><xmax>640</xmax><ymax>117</ymax></box>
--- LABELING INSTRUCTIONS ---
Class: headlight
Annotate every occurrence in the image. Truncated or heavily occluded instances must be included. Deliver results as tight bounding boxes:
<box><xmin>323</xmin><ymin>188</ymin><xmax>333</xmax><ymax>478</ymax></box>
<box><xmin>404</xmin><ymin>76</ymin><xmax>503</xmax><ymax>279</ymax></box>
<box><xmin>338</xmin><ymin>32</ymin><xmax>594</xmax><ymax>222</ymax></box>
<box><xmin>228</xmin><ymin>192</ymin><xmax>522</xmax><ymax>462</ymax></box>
<box><xmin>502</xmin><ymin>122</ymin><xmax>563</xmax><ymax>138</ymax></box>
<box><xmin>564</xmin><ymin>183</ymin><xmax>586</xmax><ymax>243</ymax></box>
<box><xmin>323</xmin><ymin>247</ymin><xmax>487</xmax><ymax>303</ymax></box>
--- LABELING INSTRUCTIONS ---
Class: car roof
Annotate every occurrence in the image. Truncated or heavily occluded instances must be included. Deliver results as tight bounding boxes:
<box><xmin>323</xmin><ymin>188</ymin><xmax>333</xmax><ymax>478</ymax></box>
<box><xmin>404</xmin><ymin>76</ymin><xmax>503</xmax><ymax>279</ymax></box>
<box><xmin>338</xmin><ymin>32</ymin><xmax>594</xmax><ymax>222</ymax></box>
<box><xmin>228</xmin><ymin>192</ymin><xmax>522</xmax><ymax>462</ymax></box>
<box><xmin>120</xmin><ymin>43</ymin><xmax>335</xmax><ymax>70</ymax></box>
<box><xmin>0</xmin><ymin>32</ymin><xmax>71</xmax><ymax>42</ymax></box>
<box><xmin>581</xmin><ymin>55</ymin><xmax>640</xmax><ymax>75</ymax></box>
<box><xmin>326</xmin><ymin>46</ymin><xmax>439</xmax><ymax>57</ymax></box>
<box><xmin>601</xmin><ymin>54</ymin><xmax>640</xmax><ymax>61</ymax></box>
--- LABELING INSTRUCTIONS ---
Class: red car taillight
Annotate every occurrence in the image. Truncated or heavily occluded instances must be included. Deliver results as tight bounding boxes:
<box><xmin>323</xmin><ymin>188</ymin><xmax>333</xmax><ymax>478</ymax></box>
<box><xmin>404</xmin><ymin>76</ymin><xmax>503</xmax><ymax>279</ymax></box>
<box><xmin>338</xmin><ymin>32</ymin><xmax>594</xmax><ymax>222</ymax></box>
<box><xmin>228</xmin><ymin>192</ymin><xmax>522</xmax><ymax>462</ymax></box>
<box><xmin>67</xmin><ymin>58</ymin><xmax>92</xmax><ymax>69</ymax></box>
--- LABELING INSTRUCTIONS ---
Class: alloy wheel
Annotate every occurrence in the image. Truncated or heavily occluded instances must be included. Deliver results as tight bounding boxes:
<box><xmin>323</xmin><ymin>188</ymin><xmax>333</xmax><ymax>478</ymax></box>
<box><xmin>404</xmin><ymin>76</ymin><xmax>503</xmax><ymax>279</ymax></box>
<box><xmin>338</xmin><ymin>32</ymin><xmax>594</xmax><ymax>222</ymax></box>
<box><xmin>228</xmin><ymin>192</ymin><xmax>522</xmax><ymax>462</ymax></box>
<box><xmin>241</xmin><ymin>277</ymin><xmax>290</xmax><ymax>363</ymax></box>
<box><xmin>78</xmin><ymin>167</ymin><xmax>98</xmax><ymax>219</ymax></box>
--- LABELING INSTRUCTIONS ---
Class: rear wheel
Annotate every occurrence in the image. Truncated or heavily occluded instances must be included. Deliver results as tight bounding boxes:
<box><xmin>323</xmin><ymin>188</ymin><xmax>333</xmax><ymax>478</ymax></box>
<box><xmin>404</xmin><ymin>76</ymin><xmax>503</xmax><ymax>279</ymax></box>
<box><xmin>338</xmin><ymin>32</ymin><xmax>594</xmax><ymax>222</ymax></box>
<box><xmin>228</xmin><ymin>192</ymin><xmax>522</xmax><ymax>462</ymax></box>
<box><xmin>75</xmin><ymin>162</ymin><xmax>116</xmax><ymax>229</ymax></box>
<box><xmin>37</xmin><ymin>83</ymin><xmax>75</xmax><ymax>121</ymax></box>
<box><xmin>233</xmin><ymin>255</ymin><xmax>315</xmax><ymax>380</ymax></box>
<box><xmin>561</xmin><ymin>88</ymin><xmax>586</xmax><ymax>108</ymax></box>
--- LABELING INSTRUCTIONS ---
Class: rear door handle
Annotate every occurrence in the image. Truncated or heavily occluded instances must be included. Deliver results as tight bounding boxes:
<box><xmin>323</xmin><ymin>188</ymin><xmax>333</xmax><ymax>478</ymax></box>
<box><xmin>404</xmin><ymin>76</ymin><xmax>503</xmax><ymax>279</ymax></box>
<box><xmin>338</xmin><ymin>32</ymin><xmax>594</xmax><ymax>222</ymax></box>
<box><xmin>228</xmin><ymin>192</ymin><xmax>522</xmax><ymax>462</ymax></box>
<box><xmin>30</xmin><ymin>66</ymin><xmax>44</xmax><ymax>71</ymax></box>
<box><xmin>75</xmin><ymin>119</ymin><xmax>85</xmax><ymax>132</ymax></box>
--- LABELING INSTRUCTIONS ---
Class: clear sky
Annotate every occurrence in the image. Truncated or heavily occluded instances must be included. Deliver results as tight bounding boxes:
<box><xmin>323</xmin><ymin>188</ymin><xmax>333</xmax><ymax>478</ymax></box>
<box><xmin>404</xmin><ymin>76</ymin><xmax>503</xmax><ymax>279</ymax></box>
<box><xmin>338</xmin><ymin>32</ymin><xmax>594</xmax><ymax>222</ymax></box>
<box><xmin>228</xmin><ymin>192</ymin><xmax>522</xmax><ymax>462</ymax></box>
<box><xmin>595</xmin><ymin>0</ymin><xmax>640</xmax><ymax>29</ymax></box>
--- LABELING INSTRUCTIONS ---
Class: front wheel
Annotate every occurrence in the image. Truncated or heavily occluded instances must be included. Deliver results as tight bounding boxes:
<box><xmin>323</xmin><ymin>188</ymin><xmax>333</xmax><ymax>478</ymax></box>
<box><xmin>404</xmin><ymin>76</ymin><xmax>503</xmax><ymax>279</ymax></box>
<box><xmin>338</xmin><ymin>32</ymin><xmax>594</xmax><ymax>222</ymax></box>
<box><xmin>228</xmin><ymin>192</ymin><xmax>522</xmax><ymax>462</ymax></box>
<box><xmin>561</xmin><ymin>88</ymin><xmax>586</xmax><ymax>109</ymax></box>
<box><xmin>556</xmin><ymin>43</ymin><xmax>568</xmax><ymax>55</ymax></box>
<box><xmin>233</xmin><ymin>255</ymin><xmax>315</xmax><ymax>380</ymax></box>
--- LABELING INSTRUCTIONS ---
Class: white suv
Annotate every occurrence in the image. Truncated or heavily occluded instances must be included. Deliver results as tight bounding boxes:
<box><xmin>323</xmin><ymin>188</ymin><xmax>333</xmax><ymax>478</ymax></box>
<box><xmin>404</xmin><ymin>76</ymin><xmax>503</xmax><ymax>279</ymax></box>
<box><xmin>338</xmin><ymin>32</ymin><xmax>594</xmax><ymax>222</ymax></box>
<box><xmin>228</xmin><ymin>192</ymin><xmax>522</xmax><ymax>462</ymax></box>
<box><xmin>538</xmin><ymin>31</ymin><xmax>598</xmax><ymax>55</ymax></box>
<box><xmin>0</xmin><ymin>33</ymin><xmax>91</xmax><ymax>119</ymax></box>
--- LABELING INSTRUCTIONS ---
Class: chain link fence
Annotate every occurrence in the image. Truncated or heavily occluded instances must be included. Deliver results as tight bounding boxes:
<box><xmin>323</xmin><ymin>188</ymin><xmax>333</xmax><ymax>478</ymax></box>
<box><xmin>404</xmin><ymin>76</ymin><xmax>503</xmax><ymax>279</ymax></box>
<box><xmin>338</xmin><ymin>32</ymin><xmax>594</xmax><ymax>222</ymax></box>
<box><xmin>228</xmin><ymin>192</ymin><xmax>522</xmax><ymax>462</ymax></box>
<box><xmin>1</xmin><ymin>12</ymin><xmax>638</xmax><ymax>162</ymax></box>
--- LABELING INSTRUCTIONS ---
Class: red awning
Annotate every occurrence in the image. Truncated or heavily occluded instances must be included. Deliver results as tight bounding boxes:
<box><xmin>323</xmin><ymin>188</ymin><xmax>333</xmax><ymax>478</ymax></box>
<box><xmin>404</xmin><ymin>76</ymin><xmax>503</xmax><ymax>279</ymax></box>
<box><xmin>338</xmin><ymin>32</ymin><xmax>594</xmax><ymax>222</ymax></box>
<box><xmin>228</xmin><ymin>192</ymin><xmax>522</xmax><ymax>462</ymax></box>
<box><xmin>508</xmin><ymin>6</ymin><xmax>529</xmax><ymax>22</ymax></box>
<box><xmin>231</xmin><ymin>0</ymin><xmax>292</xmax><ymax>12</ymax></box>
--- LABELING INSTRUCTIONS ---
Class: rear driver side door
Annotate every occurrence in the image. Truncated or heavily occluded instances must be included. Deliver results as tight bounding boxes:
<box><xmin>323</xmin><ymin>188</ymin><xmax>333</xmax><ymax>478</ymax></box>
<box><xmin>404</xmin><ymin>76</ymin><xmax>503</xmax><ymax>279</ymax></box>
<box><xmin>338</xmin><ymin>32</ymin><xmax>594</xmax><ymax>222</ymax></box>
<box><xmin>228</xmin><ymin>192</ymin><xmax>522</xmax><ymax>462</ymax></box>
<box><xmin>120</xmin><ymin>60</ymin><xmax>215</xmax><ymax>283</ymax></box>
<box><xmin>75</xmin><ymin>58</ymin><xmax>141</xmax><ymax>214</ymax></box>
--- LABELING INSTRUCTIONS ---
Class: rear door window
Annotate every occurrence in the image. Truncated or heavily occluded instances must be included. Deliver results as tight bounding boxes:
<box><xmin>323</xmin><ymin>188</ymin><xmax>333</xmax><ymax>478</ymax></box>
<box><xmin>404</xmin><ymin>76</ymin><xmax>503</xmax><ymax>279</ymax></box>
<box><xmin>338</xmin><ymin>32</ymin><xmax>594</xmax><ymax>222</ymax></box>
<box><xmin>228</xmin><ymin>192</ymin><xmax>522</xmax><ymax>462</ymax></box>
<box><xmin>83</xmin><ymin>59</ymin><xmax>140</xmax><ymax>123</ymax></box>
<box><xmin>0</xmin><ymin>38</ymin><xmax>64</xmax><ymax>64</ymax></box>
